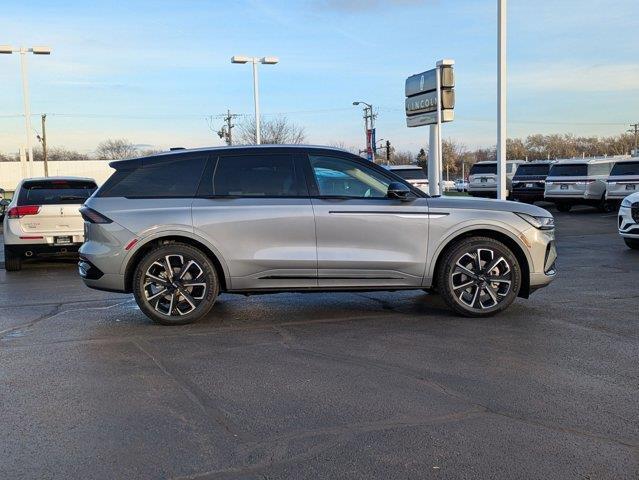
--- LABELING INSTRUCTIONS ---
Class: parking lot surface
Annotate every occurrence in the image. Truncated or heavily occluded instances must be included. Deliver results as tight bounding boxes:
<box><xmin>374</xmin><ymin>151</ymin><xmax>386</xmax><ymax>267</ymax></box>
<box><xmin>1</xmin><ymin>207</ymin><xmax>638</xmax><ymax>479</ymax></box>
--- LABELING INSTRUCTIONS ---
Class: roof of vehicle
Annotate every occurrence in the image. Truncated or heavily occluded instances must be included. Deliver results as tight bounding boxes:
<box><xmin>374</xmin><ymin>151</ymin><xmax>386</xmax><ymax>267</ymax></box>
<box><xmin>385</xmin><ymin>164</ymin><xmax>424</xmax><ymax>170</ymax></box>
<box><xmin>551</xmin><ymin>155</ymin><xmax>630</xmax><ymax>165</ymax></box>
<box><xmin>110</xmin><ymin>144</ymin><xmax>354</xmax><ymax>169</ymax></box>
<box><xmin>473</xmin><ymin>159</ymin><xmax>526</xmax><ymax>164</ymax></box>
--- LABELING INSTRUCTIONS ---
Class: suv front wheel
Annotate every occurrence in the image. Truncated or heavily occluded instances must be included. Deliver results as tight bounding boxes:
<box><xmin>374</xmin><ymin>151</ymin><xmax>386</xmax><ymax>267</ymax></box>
<box><xmin>132</xmin><ymin>242</ymin><xmax>220</xmax><ymax>325</ymax></box>
<box><xmin>437</xmin><ymin>236</ymin><xmax>522</xmax><ymax>317</ymax></box>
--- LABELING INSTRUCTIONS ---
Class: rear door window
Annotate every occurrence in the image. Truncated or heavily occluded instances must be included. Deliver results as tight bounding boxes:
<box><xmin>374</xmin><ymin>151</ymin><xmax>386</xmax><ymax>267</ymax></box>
<box><xmin>588</xmin><ymin>163</ymin><xmax>613</xmax><ymax>176</ymax></box>
<box><xmin>99</xmin><ymin>155</ymin><xmax>207</xmax><ymax>198</ymax></box>
<box><xmin>18</xmin><ymin>180</ymin><xmax>97</xmax><ymax>205</ymax></box>
<box><xmin>210</xmin><ymin>154</ymin><xmax>303</xmax><ymax>197</ymax></box>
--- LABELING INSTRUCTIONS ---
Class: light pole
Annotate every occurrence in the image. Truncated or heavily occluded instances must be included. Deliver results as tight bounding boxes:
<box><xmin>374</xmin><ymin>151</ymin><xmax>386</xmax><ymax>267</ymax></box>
<box><xmin>353</xmin><ymin>101</ymin><xmax>375</xmax><ymax>161</ymax></box>
<box><xmin>0</xmin><ymin>45</ymin><xmax>52</xmax><ymax>177</ymax></box>
<box><xmin>496</xmin><ymin>0</ymin><xmax>507</xmax><ymax>200</ymax></box>
<box><xmin>231</xmin><ymin>55</ymin><xmax>279</xmax><ymax>145</ymax></box>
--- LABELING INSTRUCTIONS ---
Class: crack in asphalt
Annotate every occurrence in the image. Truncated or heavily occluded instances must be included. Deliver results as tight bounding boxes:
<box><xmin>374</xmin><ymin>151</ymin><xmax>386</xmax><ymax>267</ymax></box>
<box><xmin>271</xmin><ymin>326</ymin><xmax>639</xmax><ymax>452</ymax></box>
<box><xmin>0</xmin><ymin>303</ymin><xmax>63</xmax><ymax>339</ymax></box>
<box><xmin>131</xmin><ymin>337</ymin><xmax>255</xmax><ymax>445</ymax></box>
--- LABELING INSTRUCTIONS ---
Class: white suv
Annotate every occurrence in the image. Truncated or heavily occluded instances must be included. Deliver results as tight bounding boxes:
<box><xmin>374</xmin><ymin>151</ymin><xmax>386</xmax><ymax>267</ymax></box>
<box><xmin>3</xmin><ymin>177</ymin><xmax>97</xmax><ymax>271</ymax></box>
<box><xmin>618</xmin><ymin>192</ymin><xmax>639</xmax><ymax>249</ymax></box>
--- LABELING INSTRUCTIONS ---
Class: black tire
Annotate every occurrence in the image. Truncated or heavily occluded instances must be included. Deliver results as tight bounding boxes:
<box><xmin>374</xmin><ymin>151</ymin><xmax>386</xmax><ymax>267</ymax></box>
<box><xmin>598</xmin><ymin>197</ymin><xmax>614</xmax><ymax>213</ymax></box>
<box><xmin>436</xmin><ymin>236</ymin><xmax>522</xmax><ymax>317</ymax></box>
<box><xmin>624</xmin><ymin>238</ymin><xmax>639</xmax><ymax>250</ymax></box>
<box><xmin>556</xmin><ymin>203</ymin><xmax>571</xmax><ymax>213</ymax></box>
<box><xmin>4</xmin><ymin>247</ymin><xmax>22</xmax><ymax>271</ymax></box>
<box><xmin>132</xmin><ymin>242</ymin><xmax>219</xmax><ymax>325</ymax></box>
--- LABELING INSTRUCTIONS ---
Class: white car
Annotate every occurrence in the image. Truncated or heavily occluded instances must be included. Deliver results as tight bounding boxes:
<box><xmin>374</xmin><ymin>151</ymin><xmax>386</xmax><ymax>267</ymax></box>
<box><xmin>454</xmin><ymin>178</ymin><xmax>468</xmax><ymax>192</ymax></box>
<box><xmin>3</xmin><ymin>177</ymin><xmax>97</xmax><ymax>271</ymax></box>
<box><xmin>385</xmin><ymin>165</ymin><xmax>428</xmax><ymax>192</ymax></box>
<box><xmin>467</xmin><ymin>160</ymin><xmax>525</xmax><ymax>198</ymax></box>
<box><xmin>606</xmin><ymin>159</ymin><xmax>639</xmax><ymax>202</ymax></box>
<box><xmin>618</xmin><ymin>192</ymin><xmax>639</xmax><ymax>249</ymax></box>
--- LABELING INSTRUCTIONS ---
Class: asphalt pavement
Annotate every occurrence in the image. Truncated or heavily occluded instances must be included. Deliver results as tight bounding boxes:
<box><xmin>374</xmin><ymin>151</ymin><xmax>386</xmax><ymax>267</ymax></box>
<box><xmin>0</xmin><ymin>206</ymin><xmax>637</xmax><ymax>479</ymax></box>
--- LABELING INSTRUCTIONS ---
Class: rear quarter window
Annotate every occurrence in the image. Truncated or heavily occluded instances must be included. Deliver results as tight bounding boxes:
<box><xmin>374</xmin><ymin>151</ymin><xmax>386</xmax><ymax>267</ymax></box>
<box><xmin>98</xmin><ymin>155</ymin><xmax>207</xmax><ymax>198</ymax></box>
<box><xmin>18</xmin><ymin>180</ymin><xmax>97</xmax><ymax>205</ymax></box>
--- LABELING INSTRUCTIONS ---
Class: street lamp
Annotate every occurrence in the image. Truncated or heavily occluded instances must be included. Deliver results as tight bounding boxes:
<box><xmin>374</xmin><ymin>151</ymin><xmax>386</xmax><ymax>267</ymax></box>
<box><xmin>353</xmin><ymin>101</ymin><xmax>375</xmax><ymax>161</ymax></box>
<box><xmin>231</xmin><ymin>55</ymin><xmax>279</xmax><ymax>145</ymax></box>
<box><xmin>0</xmin><ymin>45</ymin><xmax>51</xmax><ymax>177</ymax></box>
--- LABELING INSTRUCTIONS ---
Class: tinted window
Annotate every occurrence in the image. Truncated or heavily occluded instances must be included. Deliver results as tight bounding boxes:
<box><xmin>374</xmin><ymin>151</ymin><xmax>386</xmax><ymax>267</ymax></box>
<box><xmin>212</xmin><ymin>154</ymin><xmax>300</xmax><ymax>197</ymax></box>
<box><xmin>588</xmin><ymin>163</ymin><xmax>613</xmax><ymax>176</ymax></box>
<box><xmin>548</xmin><ymin>164</ymin><xmax>587</xmax><ymax>177</ymax></box>
<box><xmin>610</xmin><ymin>161</ymin><xmax>639</xmax><ymax>176</ymax></box>
<box><xmin>310</xmin><ymin>156</ymin><xmax>393</xmax><ymax>198</ymax></box>
<box><xmin>99</xmin><ymin>156</ymin><xmax>207</xmax><ymax>198</ymax></box>
<box><xmin>18</xmin><ymin>180</ymin><xmax>97</xmax><ymax>205</ymax></box>
<box><xmin>392</xmin><ymin>168</ymin><xmax>427</xmax><ymax>180</ymax></box>
<box><xmin>515</xmin><ymin>164</ymin><xmax>551</xmax><ymax>176</ymax></box>
<box><xmin>469</xmin><ymin>163</ymin><xmax>496</xmax><ymax>175</ymax></box>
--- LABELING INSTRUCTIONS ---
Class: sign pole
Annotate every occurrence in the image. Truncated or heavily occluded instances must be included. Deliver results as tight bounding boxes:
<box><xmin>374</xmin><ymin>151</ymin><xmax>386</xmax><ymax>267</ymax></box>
<box><xmin>428</xmin><ymin>125</ymin><xmax>439</xmax><ymax>196</ymax></box>
<box><xmin>435</xmin><ymin>62</ymin><xmax>444</xmax><ymax>195</ymax></box>
<box><xmin>405</xmin><ymin>59</ymin><xmax>454</xmax><ymax>196</ymax></box>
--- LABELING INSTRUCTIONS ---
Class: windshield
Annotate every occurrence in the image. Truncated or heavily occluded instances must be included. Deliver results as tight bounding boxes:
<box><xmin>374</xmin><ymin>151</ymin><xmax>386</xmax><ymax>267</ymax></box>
<box><xmin>18</xmin><ymin>180</ymin><xmax>97</xmax><ymax>205</ymax></box>
<box><xmin>548</xmin><ymin>164</ymin><xmax>587</xmax><ymax>177</ymax></box>
<box><xmin>469</xmin><ymin>163</ymin><xmax>496</xmax><ymax>175</ymax></box>
<box><xmin>610</xmin><ymin>161</ymin><xmax>639</xmax><ymax>176</ymax></box>
<box><xmin>515</xmin><ymin>164</ymin><xmax>551</xmax><ymax>176</ymax></box>
<box><xmin>392</xmin><ymin>168</ymin><xmax>427</xmax><ymax>180</ymax></box>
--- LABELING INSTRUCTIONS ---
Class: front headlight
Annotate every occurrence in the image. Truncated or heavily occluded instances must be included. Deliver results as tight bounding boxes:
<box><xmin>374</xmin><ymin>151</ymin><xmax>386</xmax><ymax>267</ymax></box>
<box><xmin>621</xmin><ymin>197</ymin><xmax>633</xmax><ymax>208</ymax></box>
<box><xmin>516</xmin><ymin>212</ymin><xmax>555</xmax><ymax>230</ymax></box>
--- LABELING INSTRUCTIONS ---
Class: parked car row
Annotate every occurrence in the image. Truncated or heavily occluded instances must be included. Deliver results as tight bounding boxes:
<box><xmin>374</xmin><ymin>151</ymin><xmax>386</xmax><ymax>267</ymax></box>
<box><xmin>468</xmin><ymin>156</ymin><xmax>638</xmax><ymax>213</ymax></box>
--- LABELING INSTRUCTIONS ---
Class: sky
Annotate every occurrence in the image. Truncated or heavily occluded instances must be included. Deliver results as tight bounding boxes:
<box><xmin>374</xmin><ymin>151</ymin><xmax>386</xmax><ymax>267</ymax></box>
<box><xmin>1</xmin><ymin>0</ymin><xmax>638</xmax><ymax>156</ymax></box>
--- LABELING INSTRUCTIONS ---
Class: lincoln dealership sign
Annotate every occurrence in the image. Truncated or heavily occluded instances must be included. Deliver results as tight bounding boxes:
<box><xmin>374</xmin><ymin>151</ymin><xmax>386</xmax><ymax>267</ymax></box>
<box><xmin>405</xmin><ymin>65</ymin><xmax>455</xmax><ymax>127</ymax></box>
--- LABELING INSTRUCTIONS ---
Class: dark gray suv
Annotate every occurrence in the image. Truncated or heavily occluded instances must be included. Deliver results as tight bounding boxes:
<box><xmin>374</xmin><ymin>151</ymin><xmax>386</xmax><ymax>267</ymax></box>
<box><xmin>79</xmin><ymin>145</ymin><xmax>557</xmax><ymax>325</ymax></box>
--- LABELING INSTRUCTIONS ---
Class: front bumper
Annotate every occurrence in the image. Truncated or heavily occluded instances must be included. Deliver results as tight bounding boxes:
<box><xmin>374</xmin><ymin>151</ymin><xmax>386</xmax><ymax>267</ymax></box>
<box><xmin>618</xmin><ymin>206</ymin><xmax>639</xmax><ymax>239</ymax></box>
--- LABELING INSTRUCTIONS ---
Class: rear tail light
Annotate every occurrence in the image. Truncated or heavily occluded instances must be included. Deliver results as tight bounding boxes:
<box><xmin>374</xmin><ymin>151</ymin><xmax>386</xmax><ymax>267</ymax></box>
<box><xmin>7</xmin><ymin>205</ymin><xmax>41</xmax><ymax>219</ymax></box>
<box><xmin>79</xmin><ymin>207</ymin><xmax>112</xmax><ymax>224</ymax></box>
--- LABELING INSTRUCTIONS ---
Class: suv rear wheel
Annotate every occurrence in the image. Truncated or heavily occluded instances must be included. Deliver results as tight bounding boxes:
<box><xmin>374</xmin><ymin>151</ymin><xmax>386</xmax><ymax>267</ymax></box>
<box><xmin>132</xmin><ymin>243</ymin><xmax>219</xmax><ymax>325</ymax></box>
<box><xmin>437</xmin><ymin>236</ymin><xmax>522</xmax><ymax>317</ymax></box>
<box><xmin>4</xmin><ymin>247</ymin><xmax>22</xmax><ymax>272</ymax></box>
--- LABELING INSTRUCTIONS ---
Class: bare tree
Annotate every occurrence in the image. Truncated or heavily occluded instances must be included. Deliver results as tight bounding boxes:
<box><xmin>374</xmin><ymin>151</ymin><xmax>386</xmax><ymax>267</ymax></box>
<box><xmin>95</xmin><ymin>139</ymin><xmax>138</xmax><ymax>160</ymax></box>
<box><xmin>236</xmin><ymin>116</ymin><xmax>306</xmax><ymax>145</ymax></box>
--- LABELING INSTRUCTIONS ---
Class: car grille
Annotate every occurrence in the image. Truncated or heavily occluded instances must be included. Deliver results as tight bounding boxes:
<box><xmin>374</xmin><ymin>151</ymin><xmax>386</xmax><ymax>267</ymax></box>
<box><xmin>632</xmin><ymin>202</ymin><xmax>639</xmax><ymax>223</ymax></box>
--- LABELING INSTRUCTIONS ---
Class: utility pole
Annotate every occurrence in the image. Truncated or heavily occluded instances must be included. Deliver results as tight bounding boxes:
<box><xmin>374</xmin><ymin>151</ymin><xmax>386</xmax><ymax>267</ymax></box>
<box><xmin>40</xmin><ymin>114</ymin><xmax>48</xmax><ymax>177</ymax></box>
<box><xmin>386</xmin><ymin>140</ymin><xmax>391</xmax><ymax>164</ymax></box>
<box><xmin>353</xmin><ymin>101</ymin><xmax>375</xmax><ymax>160</ymax></box>
<box><xmin>217</xmin><ymin>110</ymin><xmax>239</xmax><ymax>146</ymax></box>
<box><xmin>628</xmin><ymin>123</ymin><xmax>639</xmax><ymax>156</ymax></box>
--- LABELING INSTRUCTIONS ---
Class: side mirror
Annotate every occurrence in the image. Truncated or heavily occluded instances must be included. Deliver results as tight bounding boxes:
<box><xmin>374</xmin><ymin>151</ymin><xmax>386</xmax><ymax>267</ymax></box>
<box><xmin>387</xmin><ymin>182</ymin><xmax>411</xmax><ymax>200</ymax></box>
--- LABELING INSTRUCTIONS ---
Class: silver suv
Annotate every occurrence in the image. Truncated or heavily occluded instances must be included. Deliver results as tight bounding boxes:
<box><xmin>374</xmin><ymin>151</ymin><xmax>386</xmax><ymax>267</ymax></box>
<box><xmin>78</xmin><ymin>146</ymin><xmax>557</xmax><ymax>325</ymax></box>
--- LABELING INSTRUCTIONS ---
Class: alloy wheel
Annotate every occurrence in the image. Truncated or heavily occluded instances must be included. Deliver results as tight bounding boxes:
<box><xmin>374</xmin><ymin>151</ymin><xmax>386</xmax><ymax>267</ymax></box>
<box><xmin>451</xmin><ymin>248</ymin><xmax>512</xmax><ymax>310</ymax></box>
<box><xmin>143</xmin><ymin>254</ymin><xmax>208</xmax><ymax>317</ymax></box>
